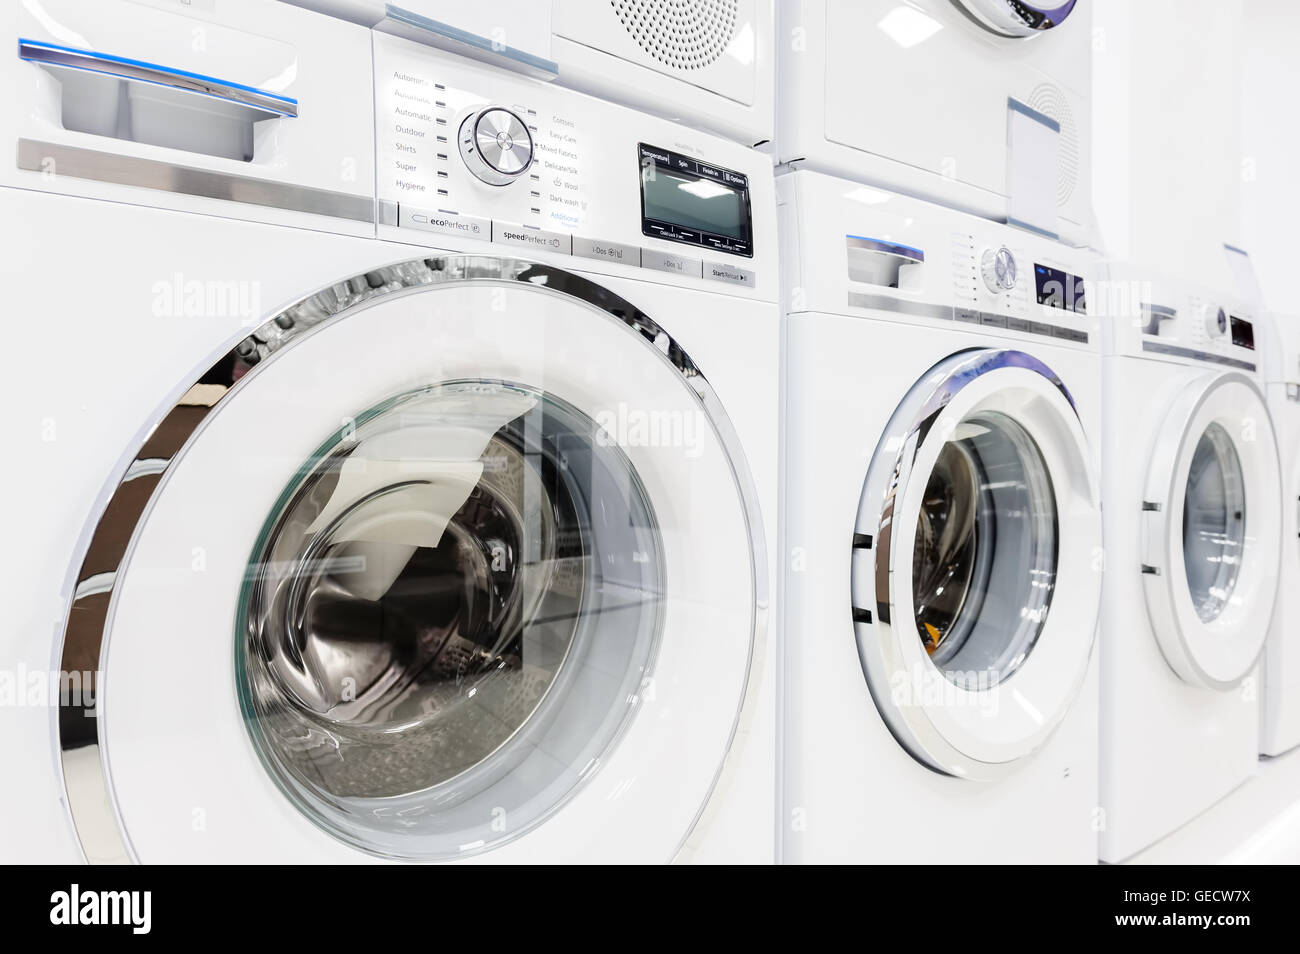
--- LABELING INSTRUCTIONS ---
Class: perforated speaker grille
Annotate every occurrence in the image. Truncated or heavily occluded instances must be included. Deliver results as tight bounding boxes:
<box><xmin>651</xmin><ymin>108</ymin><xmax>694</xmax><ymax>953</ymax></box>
<box><xmin>610</xmin><ymin>0</ymin><xmax>738</xmax><ymax>71</ymax></box>
<box><xmin>1026</xmin><ymin>82</ymin><xmax>1079</xmax><ymax>207</ymax></box>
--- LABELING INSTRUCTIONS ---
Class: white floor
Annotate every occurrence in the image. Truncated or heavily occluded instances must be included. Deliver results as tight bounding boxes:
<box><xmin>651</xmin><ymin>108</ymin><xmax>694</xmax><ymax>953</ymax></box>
<box><xmin>1127</xmin><ymin>745</ymin><xmax>1300</xmax><ymax>863</ymax></box>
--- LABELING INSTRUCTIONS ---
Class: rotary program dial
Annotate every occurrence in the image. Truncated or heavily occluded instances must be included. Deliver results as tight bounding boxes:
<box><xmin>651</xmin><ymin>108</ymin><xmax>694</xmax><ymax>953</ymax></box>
<box><xmin>1203</xmin><ymin>304</ymin><xmax>1228</xmax><ymax>338</ymax></box>
<box><xmin>459</xmin><ymin>106</ymin><xmax>534</xmax><ymax>186</ymax></box>
<box><xmin>981</xmin><ymin>246</ymin><xmax>1018</xmax><ymax>293</ymax></box>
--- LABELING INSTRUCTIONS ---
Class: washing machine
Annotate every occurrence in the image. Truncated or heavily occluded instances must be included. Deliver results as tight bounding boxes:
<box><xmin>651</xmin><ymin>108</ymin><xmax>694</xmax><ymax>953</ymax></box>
<box><xmin>780</xmin><ymin>171</ymin><xmax>1102</xmax><ymax>863</ymax></box>
<box><xmin>281</xmin><ymin>0</ymin><xmax>775</xmax><ymax>146</ymax></box>
<box><xmin>1259</xmin><ymin>312</ymin><xmax>1300</xmax><ymax>757</ymax></box>
<box><xmin>1</xmin><ymin>0</ymin><xmax>777</xmax><ymax>864</ymax></box>
<box><xmin>777</xmin><ymin>0</ymin><xmax>1092</xmax><ymax>244</ymax></box>
<box><xmin>1098</xmin><ymin>265</ymin><xmax>1281</xmax><ymax>862</ymax></box>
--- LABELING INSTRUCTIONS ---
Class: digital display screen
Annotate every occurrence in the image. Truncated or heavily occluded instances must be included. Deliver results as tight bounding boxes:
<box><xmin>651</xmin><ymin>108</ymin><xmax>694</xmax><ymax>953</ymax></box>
<box><xmin>1231</xmin><ymin>315</ymin><xmax>1255</xmax><ymax>350</ymax></box>
<box><xmin>638</xmin><ymin>144</ymin><xmax>753</xmax><ymax>257</ymax></box>
<box><xmin>641</xmin><ymin>167</ymin><xmax>747</xmax><ymax>240</ymax></box>
<box><xmin>1034</xmin><ymin>263</ymin><xmax>1086</xmax><ymax>314</ymax></box>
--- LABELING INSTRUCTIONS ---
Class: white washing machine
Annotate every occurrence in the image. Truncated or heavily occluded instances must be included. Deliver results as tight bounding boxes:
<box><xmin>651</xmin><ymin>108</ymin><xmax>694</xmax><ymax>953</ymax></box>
<box><xmin>1098</xmin><ymin>266</ymin><xmax>1281</xmax><ymax>862</ymax></box>
<box><xmin>1259</xmin><ymin>312</ymin><xmax>1300</xmax><ymax>757</ymax></box>
<box><xmin>281</xmin><ymin>0</ymin><xmax>775</xmax><ymax>146</ymax></box>
<box><xmin>777</xmin><ymin>0</ymin><xmax>1092</xmax><ymax>244</ymax></box>
<box><xmin>780</xmin><ymin>171</ymin><xmax>1102</xmax><ymax>863</ymax></box>
<box><xmin>1</xmin><ymin>0</ymin><xmax>777</xmax><ymax>864</ymax></box>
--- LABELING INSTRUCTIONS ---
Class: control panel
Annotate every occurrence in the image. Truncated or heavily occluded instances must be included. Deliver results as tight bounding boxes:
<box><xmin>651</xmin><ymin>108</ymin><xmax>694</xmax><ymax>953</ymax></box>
<box><xmin>1103</xmin><ymin>264</ymin><xmax>1260</xmax><ymax>369</ymax></box>
<box><xmin>780</xmin><ymin>171</ymin><xmax>1099</xmax><ymax>347</ymax></box>
<box><xmin>950</xmin><ymin>233</ymin><xmax>1092</xmax><ymax>343</ymax></box>
<box><xmin>1140</xmin><ymin>293</ymin><xmax>1256</xmax><ymax>362</ymax></box>
<box><xmin>372</xmin><ymin>32</ymin><xmax>773</xmax><ymax>295</ymax></box>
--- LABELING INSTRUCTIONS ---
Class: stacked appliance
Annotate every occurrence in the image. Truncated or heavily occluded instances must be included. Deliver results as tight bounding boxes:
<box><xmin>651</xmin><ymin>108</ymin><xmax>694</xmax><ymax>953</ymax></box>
<box><xmin>280</xmin><ymin>0</ymin><xmax>776</xmax><ymax>145</ymax></box>
<box><xmin>2</xmin><ymin>0</ymin><xmax>779</xmax><ymax>863</ymax></box>
<box><xmin>1097</xmin><ymin>266</ymin><xmax>1280</xmax><ymax>862</ymax></box>
<box><xmin>774</xmin><ymin>1</ymin><xmax>1102</xmax><ymax>861</ymax></box>
<box><xmin>777</xmin><ymin>0</ymin><xmax>1092</xmax><ymax>244</ymax></box>
<box><xmin>780</xmin><ymin>173</ymin><xmax>1103</xmax><ymax>862</ymax></box>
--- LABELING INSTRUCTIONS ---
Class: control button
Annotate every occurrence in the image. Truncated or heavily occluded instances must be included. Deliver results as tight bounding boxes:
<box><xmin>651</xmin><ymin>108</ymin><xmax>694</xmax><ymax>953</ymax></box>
<box><xmin>573</xmin><ymin>237</ymin><xmax>641</xmax><ymax>266</ymax></box>
<box><xmin>644</xmin><ymin>221</ymin><xmax>697</xmax><ymax>244</ymax></box>
<box><xmin>402</xmin><ymin>208</ymin><xmax>489</xmax><ymax>240</ymax></box>
<box><xmin>1203</xmin><ymin>304</ymin><xmax>1228</xmax><ymax>338</ymax></box>
<box><xmin>492</xmin><ymin>222</ymin><xmax>572</xmax><ymax>254</ymax></box>
<box><xmin>954</xmin><ymin>307</ymin><xmax>981</xmax><ymax>324</ymax></box>
<box><xmin>1053</xmin><ymin>326</ymin><xmax>1089</xmax><ymax>343</ymax></box>
<box><xmin>979</xmin><ymin>311</ymin><xmax>1008</xmax><ymax>328</ymax></box>
<box><xmin>703</xmin><ymin>235</ymin><xmax>742</xmax><ymax>253</ymax></box>
<box><xmin>642</xmin><ymin>249</ymin><xmax>702</xmax><ymax>278</ymax></box>
<box><xmin>703</xmin><ymin>261</ymin><xmax>755</xmax><ymax>287</ymax></box>
<box><xmin>981</xmin><ymin>246</ymin><xmax>1017</xmax><ymax>293</ymax></box>
<box><xmin>459</xmin><ymin>105</ymin><xmax>535</xmax><ymax>187</ymax></box>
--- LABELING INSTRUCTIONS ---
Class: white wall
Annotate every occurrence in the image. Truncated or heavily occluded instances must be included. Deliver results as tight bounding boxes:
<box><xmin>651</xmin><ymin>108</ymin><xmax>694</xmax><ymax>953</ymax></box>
<box><xmin>1241</xmin><ymin>1</ymin><xmax>1300</xmax><ymax>310</ymax></box>
<box><xmin>1092</xmin><ymin>0</ymin><xmax>1245</xmax><ymax>291</ymax></box>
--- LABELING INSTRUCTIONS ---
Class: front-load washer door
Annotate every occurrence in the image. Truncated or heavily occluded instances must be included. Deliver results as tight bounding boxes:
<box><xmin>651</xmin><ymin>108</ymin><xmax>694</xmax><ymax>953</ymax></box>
<box><xmin>1140</xmin><ymin>371</ymin><xmax>1281</xmax><ymax>689</ymax></box>
<box><xmin>851</xmin><ymin>349</ymin><xmax>1100</xmax><ymax>779</ymax></box>
<box><xmin>57</xmin><ymin>257</ymin><xmax>767</xmax><ymax>864</ymax></box>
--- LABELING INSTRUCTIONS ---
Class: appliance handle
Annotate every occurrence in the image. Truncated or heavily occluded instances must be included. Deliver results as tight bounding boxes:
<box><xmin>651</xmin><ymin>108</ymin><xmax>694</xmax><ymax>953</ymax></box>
<box><xmin>379</xmin><ymin>4</ymin><xmax>559</xmax><ymax>81</ymax></box>
<box><xmin>17</xmin><ymin>38</ymin><xmax>299</xmax><ymax>120</ymax></box>
<box><xmin>846</xmin><ymin>234</ymin><xmax>925</xmax><ymax>264</ymax></box>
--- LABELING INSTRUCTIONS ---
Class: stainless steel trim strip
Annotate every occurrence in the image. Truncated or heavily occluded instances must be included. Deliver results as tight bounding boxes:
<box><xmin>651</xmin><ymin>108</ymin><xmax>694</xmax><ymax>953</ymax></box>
<box><xmin>379</xmin><ymin>4</ymin><xmax>560</xmax><ymax>80</ymax></box>
<box><xmin>1142</xmin><ymin>340</ymin><xmax>1257</xmax><ymax>371</ymax></box>
<box><xmin>846</xmin><ymin>292</ymin><xmax>1089</xmax><ymax>343</ymax></box>
<box><xmin>17</xmin><ymin>139</ymin><xmax>375</xmax><ymax>223</ymax></box>
<box><xmin>59</xmin><ymin>255</ymin><xmax>768</xmax><ymax>865</ymax></box>
<box><xmin>17</xmin><ymin>39</ymin><xmax>299</xmax><ymax>118</ymax></box>
<box><xmin>847</xmin><ymin>291</ymin><xmax>951</xmax><ymax>321</ymax></box>
<box><xmin>1006</xmin><ymin>215</ymin><xmax>1060</xmax><ymax>240</ymax></box>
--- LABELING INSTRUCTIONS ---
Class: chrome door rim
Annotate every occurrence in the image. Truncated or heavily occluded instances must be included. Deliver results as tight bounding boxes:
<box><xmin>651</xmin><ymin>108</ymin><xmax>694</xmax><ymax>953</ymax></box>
<box><xmin>56</xmin><ymin>255</ymin><xmax>769</xmax><ymax>863</ymax></box>
<box><xmin>852</xmin><ymin>348</ymin><xmax>1100</xmax><ymax>779</ymax></box>
<box><xmin>1140</xmin><ymin>371</ymin><xmax>1280</xmax><ymax>689</ymax></box>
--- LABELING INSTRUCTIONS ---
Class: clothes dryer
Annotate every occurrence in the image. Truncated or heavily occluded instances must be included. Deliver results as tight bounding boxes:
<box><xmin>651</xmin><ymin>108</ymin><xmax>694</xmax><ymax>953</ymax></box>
<box><xmin>777</xmin><ymin>0</ymin><xmax>1092</xmax><ymax>243</ymax></box>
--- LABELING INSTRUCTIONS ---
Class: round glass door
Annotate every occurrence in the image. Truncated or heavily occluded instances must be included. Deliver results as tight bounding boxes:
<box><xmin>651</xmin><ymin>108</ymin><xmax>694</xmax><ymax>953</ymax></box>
<box><xmin>913</xmin><ymin>413</ymin><xmax>1058</xmax><ymax>687</ymax></box>
<box><xmin>853</xmin><ymin>350</ymin><xmax>1101</xmax><ymax>778</ymax></box>
<box><xmin>238</xmin><ymin>381</ymin><xmax>663</xmax><ymax>857</ymax></box>
<box><xmin>1181</xmin><ymin>423</ymin><xmax>1247</xmax><ymax>622</ymax></box>
<box><xmin>59</xmin><ymin>258</ymin><xmax>765</xmax><ymax>863</ymax></box>
<box><xmin>1141</xmin><ymin>372</ymin><xmax>1280</xmax><ymax>689</ymax></box>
